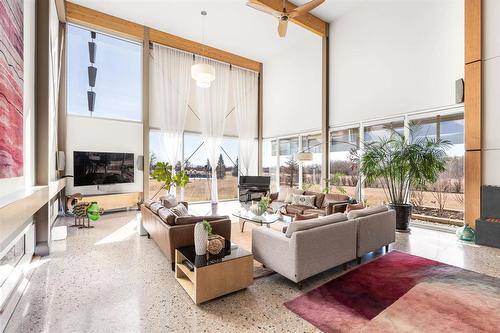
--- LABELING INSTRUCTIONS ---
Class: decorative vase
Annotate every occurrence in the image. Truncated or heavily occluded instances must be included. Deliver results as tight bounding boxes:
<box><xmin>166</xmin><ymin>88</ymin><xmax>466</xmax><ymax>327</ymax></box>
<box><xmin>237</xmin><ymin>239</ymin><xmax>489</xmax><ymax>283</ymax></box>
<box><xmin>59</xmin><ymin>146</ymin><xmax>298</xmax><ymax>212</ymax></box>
<box><xmin>87</xmin><ymin>202</ymin><xmax>102</xmax><ymax>221</ymax></box>
<box><xmin>250</xmin><ymin>202</ymin><xmax>266</xmax><ymax>216</ymax></box>
<box><xmin>194</xmin><ymin>222</ymin><xmax>208</xmax><ymax>255</ymax></box>
<box><xmin>388</xmin><ymin>203</ymin><xmax>412</xmax><ymax>232</ymax></box>
<box><xmin>456</xmin><ymin>224</ymin><xmax>475</xmax><ymax>241</ymax></box>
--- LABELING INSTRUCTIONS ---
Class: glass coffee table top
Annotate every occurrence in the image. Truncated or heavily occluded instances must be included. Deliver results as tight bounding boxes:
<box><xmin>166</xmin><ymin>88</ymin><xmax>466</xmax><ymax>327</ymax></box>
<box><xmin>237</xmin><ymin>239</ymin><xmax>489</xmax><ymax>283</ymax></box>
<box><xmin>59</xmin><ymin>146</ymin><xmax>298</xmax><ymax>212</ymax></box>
<box><xmin>232</xmin><ymin>209</ymin><xmax>281</xmax><ymax>225</ymax></box>
<box><xmin>177</xmin><ymin>240</ymin><xmax>252</xmax><ymax>268</ymax></box>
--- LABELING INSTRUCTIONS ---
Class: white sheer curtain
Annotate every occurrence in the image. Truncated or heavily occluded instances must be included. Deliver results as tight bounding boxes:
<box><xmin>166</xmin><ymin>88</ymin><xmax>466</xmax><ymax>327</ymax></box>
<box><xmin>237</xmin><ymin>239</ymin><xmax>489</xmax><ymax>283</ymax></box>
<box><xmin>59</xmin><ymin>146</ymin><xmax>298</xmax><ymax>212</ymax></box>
<box><xmin>196</xmin><ymin>56</ymin><xmax>230</xmax><ymax>203</ymax></box>
<box><xmin>151</xmin><ymin>44</ymin><xmax>192</xmax><ymax>169</ymax></box>
<box><xmin>232</xmin><ymin>67</ymin><xmax>258</xmax><ymax>176</ymax></box>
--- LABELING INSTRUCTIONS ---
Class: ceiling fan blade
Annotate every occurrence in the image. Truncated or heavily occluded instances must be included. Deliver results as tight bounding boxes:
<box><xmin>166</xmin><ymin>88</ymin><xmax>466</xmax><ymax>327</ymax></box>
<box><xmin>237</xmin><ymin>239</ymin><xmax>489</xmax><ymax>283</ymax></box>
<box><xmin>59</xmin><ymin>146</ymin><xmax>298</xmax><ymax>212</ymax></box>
<box><xmin>278</xmin><ymin>19</ymin><xmax>288</xmax><ymax>38</ymax></box>
<box><xmin>288</xmin><ymin>0</ymin><xmax>325</xmax><ymax>18</ymax></box>
<box><xmin>247</xmin><ymin>0</ymin><xmax>282</xmax><ymax>17</ymax></box>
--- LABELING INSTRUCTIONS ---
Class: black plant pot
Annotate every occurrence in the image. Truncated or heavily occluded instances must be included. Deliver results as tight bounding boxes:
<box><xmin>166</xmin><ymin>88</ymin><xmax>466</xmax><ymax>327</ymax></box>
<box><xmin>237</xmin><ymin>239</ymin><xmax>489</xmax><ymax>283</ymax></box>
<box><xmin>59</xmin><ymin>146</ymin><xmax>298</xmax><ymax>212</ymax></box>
<box><xmin>388</xmin><ymin>203</ymin><xmax>412</xmax><ymax>231</ymax></box>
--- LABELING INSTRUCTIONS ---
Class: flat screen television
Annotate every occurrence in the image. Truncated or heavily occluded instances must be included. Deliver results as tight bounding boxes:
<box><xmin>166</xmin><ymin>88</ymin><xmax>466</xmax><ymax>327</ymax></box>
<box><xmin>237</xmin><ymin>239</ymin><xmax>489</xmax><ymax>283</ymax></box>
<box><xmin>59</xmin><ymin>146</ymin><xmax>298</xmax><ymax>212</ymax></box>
<box><xmin>73</xmin><ymin>151</ymin><xmax>134</xmax><ymax>186</ymax></box>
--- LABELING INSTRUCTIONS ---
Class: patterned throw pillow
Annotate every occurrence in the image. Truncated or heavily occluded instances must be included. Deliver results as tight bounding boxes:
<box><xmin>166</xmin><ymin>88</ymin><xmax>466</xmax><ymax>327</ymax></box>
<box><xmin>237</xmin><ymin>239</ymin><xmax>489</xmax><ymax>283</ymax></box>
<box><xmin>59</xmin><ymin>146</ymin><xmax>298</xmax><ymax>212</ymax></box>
<box><xmin>291</xmin><ymin>194</ymin><xmax>316</xmax><ymax>207</ymax></box>
<box><xmin>160</xmin><ymin>195</ymin><xmax>178</xmax><ymax>208</ymax></box>
<box><xmin>294</xmin><ymin>213</ymin><xmax>319</xmax><ymax>221</ymax></box>
<box><xmin>149</xmin><ymin>202</ymin><xmax>163</xmax><ymax>214</ymax></box>
<box><xmin>157</xmin><ymin>207</ymin><xmax>176</xmax><ymax>225</ymax></box>
<box><xmin>143</xmin><ymin>199</ymin><xmax>154</xmax><ymax>208</ymax></box>
<box><xmin>170</xmin><ymin>203</ymin><xmax>189</xmax><ymax>217</ymax></box>
<box><xmin>285</xmin><ymin>189</ymin><xmax>305</xmax><ymax>203</ymax></box>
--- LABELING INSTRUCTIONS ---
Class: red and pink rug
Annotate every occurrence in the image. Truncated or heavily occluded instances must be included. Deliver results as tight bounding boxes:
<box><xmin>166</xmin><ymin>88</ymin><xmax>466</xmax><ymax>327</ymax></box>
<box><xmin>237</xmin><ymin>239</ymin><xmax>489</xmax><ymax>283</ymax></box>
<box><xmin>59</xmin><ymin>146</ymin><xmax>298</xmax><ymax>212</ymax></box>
<box><xmin>284</xmin><ymin>251</ymin><xmax>500</xmax><ymax>332</ymax></box>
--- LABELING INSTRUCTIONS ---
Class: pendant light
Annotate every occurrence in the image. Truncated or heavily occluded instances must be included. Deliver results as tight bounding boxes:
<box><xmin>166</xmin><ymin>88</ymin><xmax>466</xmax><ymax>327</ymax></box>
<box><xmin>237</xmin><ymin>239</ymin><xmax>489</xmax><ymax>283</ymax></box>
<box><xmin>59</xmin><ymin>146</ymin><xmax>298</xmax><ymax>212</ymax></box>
<box><xmin>191</xmin><ymin>11</ymin><xmax>215</xmax><ymax>88</ymax></box>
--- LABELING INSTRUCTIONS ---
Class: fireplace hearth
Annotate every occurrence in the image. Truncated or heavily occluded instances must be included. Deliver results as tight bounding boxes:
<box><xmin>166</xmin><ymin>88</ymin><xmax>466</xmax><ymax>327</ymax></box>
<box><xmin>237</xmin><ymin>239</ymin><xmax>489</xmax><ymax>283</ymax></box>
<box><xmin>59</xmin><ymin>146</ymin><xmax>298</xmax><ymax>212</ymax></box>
<box><xmin>475</xmin><ymin>186</ymin><xmax>500</xmax><ymax>249</ymax></box>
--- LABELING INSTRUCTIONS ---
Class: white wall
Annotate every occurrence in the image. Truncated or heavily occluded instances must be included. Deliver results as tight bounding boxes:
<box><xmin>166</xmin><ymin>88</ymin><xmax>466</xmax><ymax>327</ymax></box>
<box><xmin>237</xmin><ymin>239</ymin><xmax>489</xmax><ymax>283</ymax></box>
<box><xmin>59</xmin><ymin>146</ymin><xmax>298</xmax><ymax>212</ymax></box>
<box><xmin>330</xmin><ymin>0</ymin><xmax>464</xmax><ymax>126</ymax></box>
<box><xmin>482</xmin><ymin>0</ymin><xmax>500</xmax><ymax>186</ymax></box>
<box><xmin>65</xmin><ymin>115</ymin><xmax>143</xmax><ymax>195</ymax></box>
<box><xmin>263</xmin><ymin>35</ymin><xmax>322</xmax><ymax>138</ymax></box>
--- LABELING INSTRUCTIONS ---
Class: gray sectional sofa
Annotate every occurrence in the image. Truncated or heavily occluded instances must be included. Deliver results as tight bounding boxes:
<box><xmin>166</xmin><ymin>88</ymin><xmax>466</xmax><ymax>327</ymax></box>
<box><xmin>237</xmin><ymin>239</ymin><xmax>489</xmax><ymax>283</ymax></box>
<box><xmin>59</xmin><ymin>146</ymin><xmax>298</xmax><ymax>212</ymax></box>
<box><xmin>252</xmin><ymin>206</ymin><xmax>395</xmax><ymax>285</ymax></box>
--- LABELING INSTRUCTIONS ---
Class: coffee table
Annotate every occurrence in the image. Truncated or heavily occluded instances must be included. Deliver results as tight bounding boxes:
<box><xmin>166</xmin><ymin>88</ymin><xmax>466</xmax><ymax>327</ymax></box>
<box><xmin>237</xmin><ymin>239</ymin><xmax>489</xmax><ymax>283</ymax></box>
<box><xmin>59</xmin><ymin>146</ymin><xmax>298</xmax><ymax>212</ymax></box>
<box><xmin>175</xmin><ymin>240</ymin><xmax>253</xmax><ymax>304</ymax></box>
<box><xmin>233</xmin><ymin>209</ymin><xmax>287</xmax><ymax>232</ymax></box>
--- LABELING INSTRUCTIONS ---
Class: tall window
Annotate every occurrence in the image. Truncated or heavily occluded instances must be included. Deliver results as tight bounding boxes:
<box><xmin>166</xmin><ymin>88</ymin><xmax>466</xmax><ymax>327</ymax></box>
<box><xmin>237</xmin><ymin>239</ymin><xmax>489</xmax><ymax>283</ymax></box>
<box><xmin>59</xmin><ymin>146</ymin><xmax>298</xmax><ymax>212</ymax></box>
<box><xmin>183</xmin><ymin>133</ymin><xmax>211</xmax><ymax>202</ymax></box>
<box><xmin>363</xmin><ymin>121</ymin><xmax>404</xmax><ymax>206</ymax></box>
<box><xmin>410</xmin><ymin>114</ymin><xmax>464</xmax><ymax>218</ymax></box>
<box><xmin>279</xmin><ymin>137</ymin><xmax>299</xmax><ymax>189</ymax></box>
<box><xmin>301</xmin><ymin>133</ymin><xmax>322</xmax><ymax>192</ymax></box>
<box><xmin>67</xmin><ymin>24</ymin><xmax>142</xmax><ymax>121</ymax></box>
<box><xmin>330</xmin><ymin>128</ymin><xmax>359</xmax><ymax>197</ymax></box>
<box><xmin>217</xmin><ymin>137</ymin><xmax>239</xmax><ymax>200</ymax></box>
<box><xmin>262</xmin><ymin>139</ymin><xmax>278</xmax><ymax>192</ymax></box>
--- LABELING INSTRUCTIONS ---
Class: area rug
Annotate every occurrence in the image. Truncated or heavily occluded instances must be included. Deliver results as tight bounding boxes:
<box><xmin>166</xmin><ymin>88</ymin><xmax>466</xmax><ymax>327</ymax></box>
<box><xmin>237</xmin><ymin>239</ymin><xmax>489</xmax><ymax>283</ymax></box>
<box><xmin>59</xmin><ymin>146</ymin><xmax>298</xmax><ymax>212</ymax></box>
<box><xmin>284</xmin><ymin>251</ymin><xmax>500</xmax><ymax>333</ymax></box>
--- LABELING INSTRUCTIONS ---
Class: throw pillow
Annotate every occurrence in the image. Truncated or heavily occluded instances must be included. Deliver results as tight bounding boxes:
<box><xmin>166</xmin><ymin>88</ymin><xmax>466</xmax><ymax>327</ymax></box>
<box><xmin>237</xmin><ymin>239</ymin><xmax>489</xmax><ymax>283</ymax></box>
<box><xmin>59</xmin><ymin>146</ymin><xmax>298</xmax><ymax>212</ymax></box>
<box><xmin>277</xmin><ymin>187</ymin><xmax>289</xmax><ymax>202</ymax></box>
<box><xmin>291</xmin><ymin>194</ymin><xmax>316</xmax><ymax>207</ymax></box>
<box><xmin>160</xmin><ymin>195</ymin><xmax>178</xmax><ymax>208</ymax></box>
<box><xmin>285</xmin><ymin>188</ymin><xmax>304</xmax><ymax>203</ymax></box>
<box><xmin>294</xmin><ymin>213</ymin><xmax>319</xmax><ymax>221</ymax></box>
<box><xmin>143</xmin><ymin>199</ymin><xmax>154</xmax><ymax>208</ymax></box>
<box><xmin>170</xmin><ymin>203</ymin><xmax>190</xmax><ymax>217</ymax></box>
<box><xmin>157</xmin><ymin>207</ymin><xmax>176</xmax><ymax>225</ymax></box>
<box><xmin>346</xmin><ymin>203</ymin><xmax>365</xmax><ymax>213</ymax></box>
<box><xmin>149</xmin><ymin>202</ymin><xmax>163</xmax><ymax>214</ymax></box>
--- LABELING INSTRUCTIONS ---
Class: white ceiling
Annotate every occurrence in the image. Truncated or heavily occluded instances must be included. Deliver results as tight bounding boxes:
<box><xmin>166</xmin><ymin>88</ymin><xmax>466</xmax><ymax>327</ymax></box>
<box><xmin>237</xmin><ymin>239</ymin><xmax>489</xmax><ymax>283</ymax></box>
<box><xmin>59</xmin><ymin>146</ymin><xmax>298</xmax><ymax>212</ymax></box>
<box><xmin>68</xmin><ymin>0</ymin><xmax>365</xmax><ymax>62</ymax></box>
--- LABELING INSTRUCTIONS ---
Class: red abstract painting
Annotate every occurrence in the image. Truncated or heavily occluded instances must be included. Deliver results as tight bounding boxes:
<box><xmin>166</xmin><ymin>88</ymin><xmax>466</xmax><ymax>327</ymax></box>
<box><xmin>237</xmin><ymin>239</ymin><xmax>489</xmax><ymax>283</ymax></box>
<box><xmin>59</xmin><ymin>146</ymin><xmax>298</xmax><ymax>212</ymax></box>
<box><xmin>0</xmin><ymin>0</ymin><xmax>23</xmax><ymax>178</ymax></box>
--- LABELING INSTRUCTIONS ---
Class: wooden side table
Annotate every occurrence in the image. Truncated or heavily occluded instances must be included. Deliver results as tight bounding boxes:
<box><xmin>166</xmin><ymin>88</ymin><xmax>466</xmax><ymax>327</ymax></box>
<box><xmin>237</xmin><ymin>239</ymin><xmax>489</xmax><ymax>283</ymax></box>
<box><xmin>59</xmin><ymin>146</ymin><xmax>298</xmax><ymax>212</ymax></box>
<box><xmin>175</xmin><ymin>242</ymin><xmax>253</xmax><ymax>304</ymax></box>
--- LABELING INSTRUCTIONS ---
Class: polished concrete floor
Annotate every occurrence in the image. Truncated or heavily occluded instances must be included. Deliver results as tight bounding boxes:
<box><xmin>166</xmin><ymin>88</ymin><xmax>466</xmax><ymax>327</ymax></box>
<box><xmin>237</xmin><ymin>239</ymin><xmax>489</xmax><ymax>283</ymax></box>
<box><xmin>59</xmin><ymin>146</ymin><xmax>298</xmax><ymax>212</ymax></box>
<box><xmin>5</xmin><ymin>207</ymin><xmax>500</xmax><ymax>333</ymax></box>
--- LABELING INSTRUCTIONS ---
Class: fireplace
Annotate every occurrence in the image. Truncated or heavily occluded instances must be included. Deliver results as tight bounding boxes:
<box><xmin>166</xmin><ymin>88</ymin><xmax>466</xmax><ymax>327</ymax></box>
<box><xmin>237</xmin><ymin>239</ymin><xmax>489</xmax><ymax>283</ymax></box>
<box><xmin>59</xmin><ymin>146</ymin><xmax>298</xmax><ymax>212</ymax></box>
<box><xmin>475</xmin><ymin>186</ymin><xmax>500</xmax><ymax>248</ymax></box>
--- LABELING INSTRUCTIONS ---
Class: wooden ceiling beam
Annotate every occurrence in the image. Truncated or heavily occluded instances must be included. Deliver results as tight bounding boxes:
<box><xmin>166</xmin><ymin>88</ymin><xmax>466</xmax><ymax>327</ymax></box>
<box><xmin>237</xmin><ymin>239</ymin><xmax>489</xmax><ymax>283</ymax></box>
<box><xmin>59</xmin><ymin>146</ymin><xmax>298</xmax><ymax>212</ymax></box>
<box><xmin>65</xmin><ymin>2</ymin><xmax>262</xmax><ymax>72</ymax></box>
<box><xmin>253</xmin><ymin>0</ymin><xmax>328</xmax><ymax>37</ymax></box>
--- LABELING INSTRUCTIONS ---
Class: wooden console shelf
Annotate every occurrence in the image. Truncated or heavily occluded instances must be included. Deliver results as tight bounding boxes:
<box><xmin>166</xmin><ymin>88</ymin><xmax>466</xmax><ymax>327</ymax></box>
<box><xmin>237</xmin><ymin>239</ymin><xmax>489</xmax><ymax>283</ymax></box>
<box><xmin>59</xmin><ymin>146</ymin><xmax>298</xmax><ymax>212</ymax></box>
<box><xmin>80</xmin><ymin>192</ymin><xmax>142</xmax><ymax>212</ymax></box>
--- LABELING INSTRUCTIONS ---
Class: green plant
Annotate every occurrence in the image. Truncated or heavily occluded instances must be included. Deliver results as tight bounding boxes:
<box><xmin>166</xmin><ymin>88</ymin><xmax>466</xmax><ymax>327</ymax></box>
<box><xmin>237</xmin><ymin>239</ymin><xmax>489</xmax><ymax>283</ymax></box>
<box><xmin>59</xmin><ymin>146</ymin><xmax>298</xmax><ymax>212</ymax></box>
<box><xmin>202</xmin><ymin>220</ymin><xmax>213</xmax><ymax>235</ymax></box>
<box><xmin>150</xmin><ymin>162</ymin><xmax>190</xmax><ymax>199</ymax></box>
<box><xmin>322</xmin><ymin>172</ymin><xmax>347</xmax><ymax>194</ymax></box>
<box><xmin>257</xmin><ymin>197</ymin><xmax>271</xmax><ymax>211</ymax></box>
<box><xmin>354</xmin><ymin>126</ymin><xmax>450</xmax><ymax>205</ymax></box>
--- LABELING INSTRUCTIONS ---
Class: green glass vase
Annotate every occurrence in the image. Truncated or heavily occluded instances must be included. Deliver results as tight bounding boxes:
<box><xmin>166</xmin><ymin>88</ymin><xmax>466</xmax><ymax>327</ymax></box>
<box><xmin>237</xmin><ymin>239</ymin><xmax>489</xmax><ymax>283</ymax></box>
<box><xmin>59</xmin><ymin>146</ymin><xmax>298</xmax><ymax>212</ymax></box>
<box><xmin>456</xmin><ymin>223</ymin><xmax>475</xmax><ymax>242</ymax></box>
<box><xmin>87</xmin><ymin>202</ymin><xmax>102</xmax><ymax>221</ymax></box>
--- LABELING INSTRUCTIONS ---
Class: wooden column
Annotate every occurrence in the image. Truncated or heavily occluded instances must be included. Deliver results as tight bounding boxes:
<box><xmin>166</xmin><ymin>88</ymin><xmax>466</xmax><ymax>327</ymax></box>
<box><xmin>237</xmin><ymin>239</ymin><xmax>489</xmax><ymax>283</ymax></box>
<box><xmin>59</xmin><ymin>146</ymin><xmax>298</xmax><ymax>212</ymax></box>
<box><xmin>321</xmin><ymin>25</ymin><xmax>330</xmax><ymax>186</ymax></box>
<box><xmin>142</xmin><ymin>28</ymin><xmax>150</xmax><ymax>200</ymax></box>
<box><xmin>464</xmin><ymin>0</ymin><xmax>482</xmax><ymax>228</ymax></box>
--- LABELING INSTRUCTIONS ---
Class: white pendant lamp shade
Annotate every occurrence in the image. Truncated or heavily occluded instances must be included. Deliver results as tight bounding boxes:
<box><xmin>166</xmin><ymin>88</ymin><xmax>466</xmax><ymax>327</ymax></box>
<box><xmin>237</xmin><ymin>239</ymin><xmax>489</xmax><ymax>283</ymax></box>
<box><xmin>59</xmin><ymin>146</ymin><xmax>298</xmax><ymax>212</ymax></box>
<box><xmin>191</xmin><ymin>62</ymin><xmax>216</xmax><ymax>88</ymax></box>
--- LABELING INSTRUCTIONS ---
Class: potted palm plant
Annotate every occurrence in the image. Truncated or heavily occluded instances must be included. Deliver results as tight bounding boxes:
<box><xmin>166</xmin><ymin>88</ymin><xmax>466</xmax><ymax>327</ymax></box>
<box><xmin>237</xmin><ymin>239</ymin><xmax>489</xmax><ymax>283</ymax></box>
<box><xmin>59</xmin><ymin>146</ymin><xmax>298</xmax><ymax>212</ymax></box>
<box><xmin>354</xmin><ymin>126</ymin><xmax>450</xmax><ymax>231</ymax></box>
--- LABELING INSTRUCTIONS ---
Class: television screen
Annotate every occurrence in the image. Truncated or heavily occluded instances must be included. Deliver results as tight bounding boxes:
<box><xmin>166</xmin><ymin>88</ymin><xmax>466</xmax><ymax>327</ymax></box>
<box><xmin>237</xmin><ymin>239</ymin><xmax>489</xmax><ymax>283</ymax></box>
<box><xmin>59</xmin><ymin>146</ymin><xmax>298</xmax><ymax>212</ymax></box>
<box><xmin>73</xmin><ymin>151</ymin><xmax>134</xmax><ymax>186</ymax></box>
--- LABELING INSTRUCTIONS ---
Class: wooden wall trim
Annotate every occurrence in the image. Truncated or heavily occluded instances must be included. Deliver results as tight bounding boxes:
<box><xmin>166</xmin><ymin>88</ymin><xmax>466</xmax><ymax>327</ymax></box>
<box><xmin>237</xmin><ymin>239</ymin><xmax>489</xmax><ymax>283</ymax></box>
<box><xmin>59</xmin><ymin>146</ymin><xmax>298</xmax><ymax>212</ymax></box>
<box><xmin>65</xmin><ymin>2</ymin><xmax>262</xmax><ymax>72</ymax></box>
<box><xmin>464</xmin><ymin>61</ymin><xmax>481</xmax><ymax>150</ymax></box>
<box><xmin>465</xmin><ymin>0</ymin><xmax>481</xmax><ymax>64</ymax></box>
<box><xmin>254</xmin><ymin>0</ymin><xmax>328</xmax><ymax>37</ymax></box>
<box><xmin>465</xmin><ymin>151</ymin><xmax>481</xmax><ymax>228</ymax></box>
<box><xmin>463</xmin><ymin>0</ymin><xmax>482</xmax><ymax>227</ymax></box>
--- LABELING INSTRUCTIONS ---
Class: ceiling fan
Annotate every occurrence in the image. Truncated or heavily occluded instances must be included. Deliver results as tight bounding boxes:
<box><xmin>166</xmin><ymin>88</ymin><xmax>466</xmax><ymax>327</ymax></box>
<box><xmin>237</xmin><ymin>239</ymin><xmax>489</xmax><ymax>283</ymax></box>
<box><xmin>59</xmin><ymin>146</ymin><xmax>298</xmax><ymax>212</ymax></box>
<box><xmin>247</xmin><ymin>0</ymin><xmax>325</xmax><ymax>37</ymax></box>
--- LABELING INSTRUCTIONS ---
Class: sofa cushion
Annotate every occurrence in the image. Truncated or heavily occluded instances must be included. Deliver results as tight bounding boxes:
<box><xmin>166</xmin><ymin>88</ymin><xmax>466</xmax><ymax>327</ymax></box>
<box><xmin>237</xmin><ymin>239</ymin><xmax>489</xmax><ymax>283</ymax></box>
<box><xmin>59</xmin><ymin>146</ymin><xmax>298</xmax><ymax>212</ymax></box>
<box><xmin>303</xmin><ymin>208</ymin><xmax>326</xmax><ymax>216</ymax></box>
<box><xmin>144</xmin><ymin>199</ymin><xmax>155</xmax><ymax>208</ymax></box>
<box><xmin>347</xmin><ymin>205</ymin><xmax>388</xmax><ymax>220</ymax></box>
<box><xmin>286</xmin><ymin>205</ymin><xmax>309</xmax><ymax>215</ymax></box>
<box><xmin>291</xmin><ymin>194</ymin><xmax>316</xmax><ymax>208</ymax></box>
<box><xmin>285</xmin><ymin>213</ymin><xmax>348</xmax><ymax>238</ymax></box>
<box><xmin>295</xmin><ymin>213</ymin><xmax>319</xmax><ymax>221</ymax></box>
<box><xmin>322</xmin><ymin>193</ymin><xmax>350</xmax><ymax>208</ymax></box>
<box><xmin>175</xmin><ymin>215</ymin><xmax>228</xmax><ymax>226</ymax></box>
<box><xmin>346</xmin><ymin>203</ymin><xmax>365</xmax><ymax>213</ymax></box>
<box><xmin>149</xmin><ymin>202</ymin><xmax>163</xmax><ymax>214</ymax></box>
<box><xmin>285</xmin><ymin>188</ymin><xmax>304</xmax><ymax>203</ymax></box>
<box><xmin>157</xmin><ymin>207</ymin><xmax>176</xmax><ymax>226</ymax></box>
<box><xmin>170</xmin><ymin>203</ymin><xmax>190</xmax><ymax>217</ymax></box>
<box><xmin>304</xmin><ymin>191</ymin><xmax>325</xmax><ymax>208</ymax></box>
